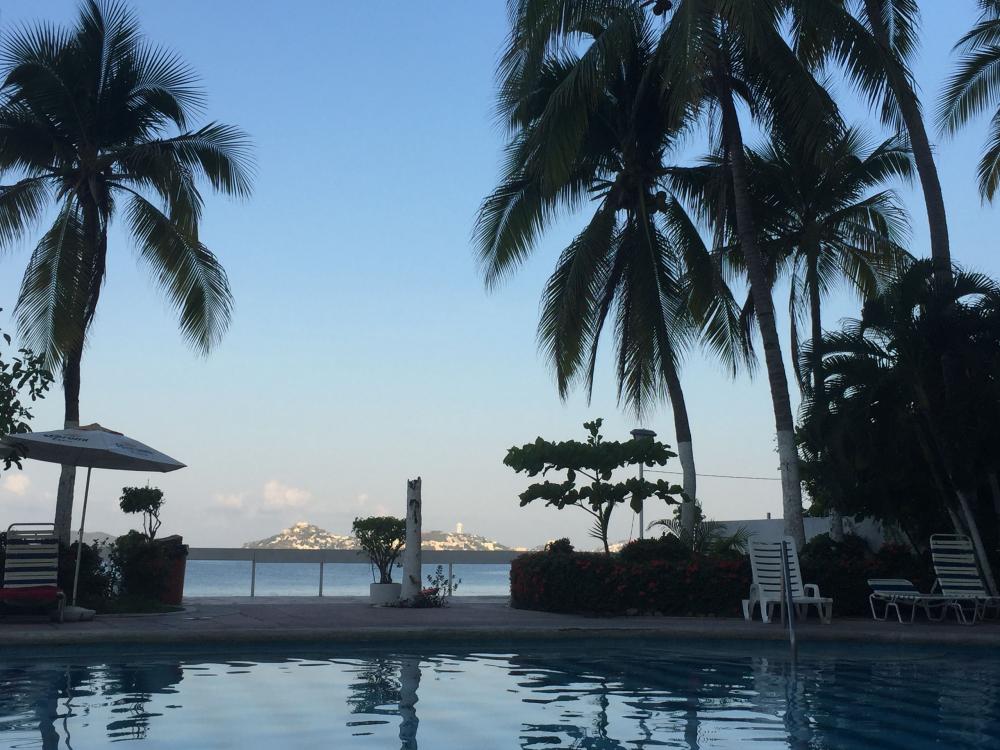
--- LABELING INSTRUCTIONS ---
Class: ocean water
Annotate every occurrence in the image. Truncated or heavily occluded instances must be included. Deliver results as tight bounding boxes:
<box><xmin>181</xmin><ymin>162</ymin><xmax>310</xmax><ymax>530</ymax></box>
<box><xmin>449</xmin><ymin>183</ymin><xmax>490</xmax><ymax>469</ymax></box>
<box><xmin>2</xmin><ymin>640</ymin><xmax>998</xmax><ymax>748</ymax></box>
<box><xmin>183</xmin><ymin>561</ymin><xmax>511</xmax><ymax>597</ymax></box>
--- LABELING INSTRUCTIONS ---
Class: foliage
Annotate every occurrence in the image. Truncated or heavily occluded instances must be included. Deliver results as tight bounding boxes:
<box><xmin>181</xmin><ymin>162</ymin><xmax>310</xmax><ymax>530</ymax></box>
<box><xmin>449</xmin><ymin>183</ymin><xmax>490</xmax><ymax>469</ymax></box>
<box><xmin>940</xmin><ymin>0</ymin><xmax>1000</xmax><ymax>200</ymax></box>
<box><xmin>510</xmin><ymin>549</ymin><xmax>750</xmax><ymax>616</ymax></box>
<box><xmin>648</xmin><ymin>503</ymin><xmax>753</xmax><ymax>559</ymax></box>
<box><xmin>505</xmin><ymin>419</ymin><xmax>684</xmax><ymax>554</ymax></box>
<box><xmin>800</xmin><ymin>535</ymin><xmax>933</xmax><ymax>617</ymax></box>
<box><xmin>109</xmin><ymin>530</ymin><xmax>186</xmax><ymax>600</ymax></box>
<box><xmin>400</xmin><ymin>565</ymin><xmax>461</xmax><ymax>609</ymax></box>
<box><xmin>58</xmin><ymin>540</ymin><xmax>115</xmax><ymax>603</ymax></box>
<box><xmin>618</xmin><ymin>535</ymin><xmax>690</xmax><ymax>564</ymax></box>
<box><xmin>0</xmin><ymin>312</ymin><xmax>52</xmax><ymax>470</ymax></box>
<box><xmin>119</xmin><ymin>486</ymin><xmax>165</xmax><ymax>539</ymax></box>
<box><xmin>798</xmin><ymin>260</ymin><xmax>1000</xmax><ymax>560</ymax></box>
<box><xmin>476</xmin><ymin>5</ymin><xmax>749</xmax><ymax>416</ymax></box>
<box><xmin>352</xmin><ymin>516</ymin><xmax>406</xmax><ymax>584</ymax></box>
<box><xmin>544</xmin><ymin>538</ymin><xmax>574</xmax><ymax>554</ymax></box>
<box><xmin>0</xmin><ymin>0</ymin><xmax>253</xmax><ymax>367</ymax></box>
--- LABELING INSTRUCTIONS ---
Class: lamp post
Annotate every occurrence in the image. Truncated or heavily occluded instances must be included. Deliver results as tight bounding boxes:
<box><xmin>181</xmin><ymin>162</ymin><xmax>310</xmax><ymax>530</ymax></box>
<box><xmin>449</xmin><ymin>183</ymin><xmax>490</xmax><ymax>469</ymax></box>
<box><xmin>630</xmin><ymin>428</ymin><xmax>656</xmax><ymax>539</ymax></box>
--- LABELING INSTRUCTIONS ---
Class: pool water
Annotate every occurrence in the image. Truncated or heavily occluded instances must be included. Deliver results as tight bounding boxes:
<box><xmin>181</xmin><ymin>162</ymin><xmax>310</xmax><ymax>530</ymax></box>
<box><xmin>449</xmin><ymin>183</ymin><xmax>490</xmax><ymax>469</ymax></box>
<box><xmin>1</xmin><ymin>640</ymin><xmax>997</xmax><ymax>748</ymax></box>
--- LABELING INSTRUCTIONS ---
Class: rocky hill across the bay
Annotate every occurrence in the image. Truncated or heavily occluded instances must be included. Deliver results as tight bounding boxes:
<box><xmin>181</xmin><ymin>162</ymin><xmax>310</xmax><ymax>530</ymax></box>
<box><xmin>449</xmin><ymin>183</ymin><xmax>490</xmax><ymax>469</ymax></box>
<box><xmin>243</xmin><ymin>522</ymin><xmax>513</xmax><ymax>551</ymax></box>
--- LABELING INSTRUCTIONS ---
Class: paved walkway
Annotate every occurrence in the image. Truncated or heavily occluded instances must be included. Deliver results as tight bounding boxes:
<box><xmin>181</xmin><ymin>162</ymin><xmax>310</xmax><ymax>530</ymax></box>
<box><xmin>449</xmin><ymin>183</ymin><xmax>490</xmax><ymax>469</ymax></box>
<box><xmin>2</xmin><ymin>596</ymin><xmax>999</xmax><ymax>647</ymax></box>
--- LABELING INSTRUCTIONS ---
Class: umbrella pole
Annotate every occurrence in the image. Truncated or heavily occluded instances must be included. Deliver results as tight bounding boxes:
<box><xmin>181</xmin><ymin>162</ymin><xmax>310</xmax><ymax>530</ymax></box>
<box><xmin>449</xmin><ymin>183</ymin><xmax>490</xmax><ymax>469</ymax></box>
<box><xmin>71</xmin><ymin>467</ymin><xmax>93</xmax><ymax>606</ymax></box>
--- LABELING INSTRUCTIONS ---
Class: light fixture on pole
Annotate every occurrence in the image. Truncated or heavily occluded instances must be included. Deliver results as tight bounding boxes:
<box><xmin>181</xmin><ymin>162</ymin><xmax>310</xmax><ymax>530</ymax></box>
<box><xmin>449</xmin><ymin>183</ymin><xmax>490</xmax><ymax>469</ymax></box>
<box><xmin>630</xmin><ymin>428</ymin><xmax>656</xmax><ymax>539</ymax></box>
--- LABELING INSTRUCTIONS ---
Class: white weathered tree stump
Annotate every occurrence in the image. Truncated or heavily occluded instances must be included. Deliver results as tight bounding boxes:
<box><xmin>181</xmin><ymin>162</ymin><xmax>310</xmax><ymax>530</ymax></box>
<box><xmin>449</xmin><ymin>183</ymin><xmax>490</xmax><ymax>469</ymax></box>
<box><xmin>401</xmin><ymin>477</ymin><xmax>422</xmax><ymax>600</ymax></box>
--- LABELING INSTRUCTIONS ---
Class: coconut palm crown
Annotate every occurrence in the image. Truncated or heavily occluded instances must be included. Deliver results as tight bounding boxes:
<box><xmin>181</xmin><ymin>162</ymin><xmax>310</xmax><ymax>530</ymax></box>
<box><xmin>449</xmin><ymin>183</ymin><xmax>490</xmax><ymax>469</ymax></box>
<box><xmin>0</xmin><ymin>0</ymin><xmax>253</xmax><ymax>540</ymax></box>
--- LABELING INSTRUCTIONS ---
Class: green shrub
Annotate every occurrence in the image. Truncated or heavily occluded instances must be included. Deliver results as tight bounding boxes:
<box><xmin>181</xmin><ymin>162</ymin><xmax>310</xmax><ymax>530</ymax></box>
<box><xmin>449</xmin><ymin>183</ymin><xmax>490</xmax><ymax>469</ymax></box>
<box><xmin>510</xmin><ymin>550</ymin><xmax>749</xmax><ymax>616</ymax></box>
<box><xmin>352</xmin><ymin>516</ymin><xmax>406</xmax><ymax>584</ymax></box>
<box><xmin>619</xmin><ymin>534</ymin><xmax>690</xmax><ymax>564</ymax></box>
<box><xmin>544</xmin><ymin>538</ymin><xmax>574</xmax><ymax>554</ymax></box>
<box><xmin>799</xmin><ymin>536</ymin><xmax>932</xmax><ymax>616</ymax></box>
<box><xmin>110</xmin><ymin>531</ymin><xmax>186</xmax><ymax>600</ymax></box>
<box><xmin>57</xmin><ymin>541</ymin><xmax>115</xmax><ymax>604</ymax></box>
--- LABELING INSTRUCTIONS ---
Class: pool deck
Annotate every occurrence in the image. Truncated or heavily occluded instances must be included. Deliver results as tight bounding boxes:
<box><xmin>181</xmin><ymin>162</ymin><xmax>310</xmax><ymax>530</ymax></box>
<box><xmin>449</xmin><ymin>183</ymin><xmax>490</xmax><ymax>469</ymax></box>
<box><xmin>3</xmin><ymin>596</ymin><xmax>999</xmax><ymax>648</ymax></box>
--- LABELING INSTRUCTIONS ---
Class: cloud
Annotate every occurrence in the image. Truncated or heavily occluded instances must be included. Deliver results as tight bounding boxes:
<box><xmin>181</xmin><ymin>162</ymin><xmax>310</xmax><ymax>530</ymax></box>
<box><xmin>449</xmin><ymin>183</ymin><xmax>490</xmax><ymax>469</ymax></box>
<box><xmin>262</xmin><ymin>480</ymin><xmax>312</xmax><ymax>510</ymax></box>
<box><xmin>355</xmin><ymin>493</ymin><xmax>369</xmax><ymax>507</ymax></box>
<box><xmin>1</xmin><ymin>473</ymin><xmax>31</xmax><ymax>496</ymax></box>
<box><xmin>213</xmin><ymin>492</ymin><xmax>245</xmax><ymax>509</ymax></box>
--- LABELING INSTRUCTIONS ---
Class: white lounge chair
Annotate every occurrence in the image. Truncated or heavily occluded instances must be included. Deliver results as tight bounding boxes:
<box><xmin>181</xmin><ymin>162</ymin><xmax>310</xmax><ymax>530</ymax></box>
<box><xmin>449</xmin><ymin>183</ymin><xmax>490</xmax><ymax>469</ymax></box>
<box><xmin>930</xmin><ymin>534</ymin><xmax>1000</xmax><ymax>622</ymax></box>
<box><xmin>867</xmin><ymin>578</ymin><xmax>973</xmax><ymax>624</ymax></box>
<box><xmin>743</xmin><ymin>537</ymin><xmax>832</xmax><ymax>624</ymax></box>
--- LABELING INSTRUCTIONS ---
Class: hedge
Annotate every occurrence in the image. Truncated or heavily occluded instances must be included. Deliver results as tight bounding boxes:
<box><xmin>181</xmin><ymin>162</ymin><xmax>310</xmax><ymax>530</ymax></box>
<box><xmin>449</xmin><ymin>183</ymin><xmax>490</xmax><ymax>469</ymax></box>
<box><xmin>800</xmin><ymin>538</ymin><xmax>933</xmax><ymax>617</ymax></box>
<box><xmin>511</xmin><ymin>535</ymin><xmax>933</xmax><ymax>618</ymax></box>
<box><xmin>510</xmin><ymin>550</ymin><xmax>750</xmax><ymax>616</ymax></box>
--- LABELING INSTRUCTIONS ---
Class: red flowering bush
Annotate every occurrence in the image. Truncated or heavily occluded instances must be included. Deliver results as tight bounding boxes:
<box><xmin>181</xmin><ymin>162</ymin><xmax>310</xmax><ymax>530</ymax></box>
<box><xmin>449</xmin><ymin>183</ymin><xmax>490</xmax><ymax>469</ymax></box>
<box><xmin>510</xmin><ymin>550</ymin><xmax>750</xmax><ymax>616</ymax></box>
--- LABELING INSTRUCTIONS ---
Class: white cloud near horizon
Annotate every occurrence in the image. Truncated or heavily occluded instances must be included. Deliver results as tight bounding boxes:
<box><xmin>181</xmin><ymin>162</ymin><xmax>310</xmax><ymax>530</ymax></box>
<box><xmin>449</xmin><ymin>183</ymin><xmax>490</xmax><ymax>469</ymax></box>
<box><xmin>1</xmin><ymin>473</ymin><xmax>31</xmax><ymax>496</ymax></box>
<box><xmin>262</xmin><ymin>480</ymin><xmax>312</xmax><ymax>510</ymax></box>
<box><xmin>213</xmin><ymin>492</ymin><xmax>245</xmax><ymax>510</ymax></box>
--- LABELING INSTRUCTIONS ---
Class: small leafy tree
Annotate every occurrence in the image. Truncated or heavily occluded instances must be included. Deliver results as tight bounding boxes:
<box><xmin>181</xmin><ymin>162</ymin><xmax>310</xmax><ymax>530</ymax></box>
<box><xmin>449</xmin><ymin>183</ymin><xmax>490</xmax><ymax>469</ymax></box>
<box><xmin>1</xmin><ymin>311</ymin><xmax>53</xmax><ymax>471</ymax></box>
<box><xmin>353</xmin><ymin>516</ymin><xmax>406</xmax><ymax>584</ymax></box>
<box><xmin>119</xmin><ymin>486</ymin><xmax>165</xmax><ymax>539</ymax></box>
<box><xmin>504</xmin><ymin>419</ymin><xmax>684</xmax><ymax>554</ymax></box>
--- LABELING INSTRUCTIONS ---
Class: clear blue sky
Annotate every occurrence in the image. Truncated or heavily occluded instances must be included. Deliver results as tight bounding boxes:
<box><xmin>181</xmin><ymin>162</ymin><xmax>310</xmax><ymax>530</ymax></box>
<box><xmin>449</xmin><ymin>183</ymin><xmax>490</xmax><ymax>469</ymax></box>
<box><xmin>1</xmin><ymin>1</ymin><xmax>998</xmax><ymax>549</ymax></box>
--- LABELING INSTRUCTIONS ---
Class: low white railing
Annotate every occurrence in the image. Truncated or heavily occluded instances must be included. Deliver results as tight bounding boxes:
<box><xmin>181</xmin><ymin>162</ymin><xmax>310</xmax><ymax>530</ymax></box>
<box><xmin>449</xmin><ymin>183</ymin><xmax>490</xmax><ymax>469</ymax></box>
<box><xmin>187</xmin><ymin>547</ymin><xmax>520</xmax><ymax>597</ymax></box>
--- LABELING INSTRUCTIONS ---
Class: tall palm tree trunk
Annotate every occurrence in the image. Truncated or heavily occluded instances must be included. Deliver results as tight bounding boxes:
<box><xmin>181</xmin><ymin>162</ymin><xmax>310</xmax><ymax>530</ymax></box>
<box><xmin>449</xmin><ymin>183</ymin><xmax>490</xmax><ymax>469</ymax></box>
<box><xmin>53</xmin><ymin>346</ymin><xmax>81</xmax><ymax>545</ymax></box>
<box><xmin>807</xmin><ymin>256</ymin><xmax>843</xmax><ymax>542</ymax></box>
<box><xmin>957</xmin><ymin>487</ymin><xmax>998</xmax><ymax>596</ymax></box>
<box><xmin>862</xmin><ymin>0</ymin><xmax>951</xmax><ymax>285</ymax></box>
<box><xmin>54</xmin><ymin>194</ymin><xmax>107</xmax><ymax>545</ymax></box>
<box><xmin>663</xmin><ymin>364</ymin><xmax>697</xmax><ymax>534</ymax></box>
<box><xmin>719</xmin><ymin>86</ymin><xmax>806</xmax><ymax>548</ymax></box>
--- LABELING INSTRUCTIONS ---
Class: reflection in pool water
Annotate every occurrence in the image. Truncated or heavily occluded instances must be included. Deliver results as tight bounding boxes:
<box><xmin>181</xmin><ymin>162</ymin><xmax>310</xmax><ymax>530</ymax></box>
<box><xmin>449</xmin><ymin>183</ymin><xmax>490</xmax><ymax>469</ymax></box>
<box><xmin>0</xmin><ymin>640</ymin><xmax>998</xmax><ymax>748</ymax></box>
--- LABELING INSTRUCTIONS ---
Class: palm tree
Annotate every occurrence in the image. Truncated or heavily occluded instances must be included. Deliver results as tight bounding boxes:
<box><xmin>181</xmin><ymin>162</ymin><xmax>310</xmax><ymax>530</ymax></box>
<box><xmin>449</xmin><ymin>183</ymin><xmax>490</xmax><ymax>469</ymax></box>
<box><xmin>939</xmin><ymin>0</ymin><xmax>1000</xmax><ymax>201</ymax></box>
<box><xmin>479</xmin><ymin>4</ymin><xmax>748</xmax><ymax>533</ymax></box>
<box><xmin>792</xmin><ymin>0</ymin><xmax>952</xmax><ymax>286</ymax></box>
<box><xmin>0</xmin><ymin>1</ymin><xmax>253</xmax><ymax>542</ymax></box>
<box><xmin>497</xmin><ymin>0</ymin><xmax>835</xmax><ymax>547</ymax></box>
<box><xmin>655</xmin><ymin>0</ymin><xmax>841</xmax><ymax>548</ymax></box>
<box><xmin>738</xmin><ymin>125</ymin><xmax>912</xmax><ymax>539</ymax></box>
<box><xmin>746</xmin><ymin>126</ymin><xmax>911</xmax><ymax>392</ymax></box>
<box><xmin>808</xmin><ymin>260</ymin><xmax>1000</xmax><ymax>593</ymax></box>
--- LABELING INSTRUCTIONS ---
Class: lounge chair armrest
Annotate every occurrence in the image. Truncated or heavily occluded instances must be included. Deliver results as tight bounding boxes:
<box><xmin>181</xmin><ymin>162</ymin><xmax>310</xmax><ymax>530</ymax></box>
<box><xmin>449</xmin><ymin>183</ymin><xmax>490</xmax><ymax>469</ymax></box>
<box><xmin>804</xmin><ymin>583</ymin><xmax>820</xmax><ymax>598</ymax></box>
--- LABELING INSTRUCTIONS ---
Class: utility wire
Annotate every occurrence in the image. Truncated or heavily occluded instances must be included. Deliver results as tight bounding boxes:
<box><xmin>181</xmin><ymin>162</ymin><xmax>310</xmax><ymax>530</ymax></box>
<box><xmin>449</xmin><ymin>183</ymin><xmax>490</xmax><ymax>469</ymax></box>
<box><xmin>644</xmin><ymin>469</ymin><xmax>781</xmax><ymax>482</ymax></box>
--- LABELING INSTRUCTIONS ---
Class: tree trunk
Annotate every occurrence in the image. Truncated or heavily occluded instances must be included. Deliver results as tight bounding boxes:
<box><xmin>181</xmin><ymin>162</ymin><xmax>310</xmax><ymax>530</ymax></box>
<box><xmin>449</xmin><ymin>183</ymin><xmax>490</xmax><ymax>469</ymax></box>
<box><xmin>401</xmin><ymin>477</ymin><xmax>423</xmax><ymax>600</ymax></box>
<box><xmin>806</xmin><ymin>257</ymin><xmax>843</xmax><ymax>542</ymax></box>
<box><xmin>719</xmin><ymin>86</ymin><xmax>806</xmax><ymax>549</ymax></box>
<box><xmin>828</xmin><ymin>508</ymin><xmax>845</xmax><ymax>542</ymax></box>
<box><xmin>662</xmin><ymin>364</ymin><xmax>697</xmax><ymax>535</ymax></box>
<box><xmin>989</xmin><ymin>472</ymin><xmax>1000</xmax><ymax>522</ymax></box>
<box><xmin>54</xmin><ymin>191</ymin><xmax>107</xmax><ymax>546</ymax></box>
<box><xmin>862</xmin><ymin>0</ymin><xmax>951</xmax><ymax>285</ymax></box>
<box><xmin>53</xmin><ymin>344</ymin><xmax>83</xmax><ymax>545</ymax></box>
<box><xmin>956</xmin><ymin>487</ymin><xmax>998</xmax><ymax>596</ymax></box>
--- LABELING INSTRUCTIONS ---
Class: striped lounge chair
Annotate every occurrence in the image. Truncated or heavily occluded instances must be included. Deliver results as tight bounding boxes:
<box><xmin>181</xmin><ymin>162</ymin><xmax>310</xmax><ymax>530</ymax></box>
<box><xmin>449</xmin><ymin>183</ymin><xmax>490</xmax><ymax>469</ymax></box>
<box><xmin>0</xmin><ymin>523</ymin><xmax>65</xmax><ymax>622</ymax></box>
<box><xmin>743</xmin><ymin>537</ymin><xmax>833</xmax><ymax>624</ymax></box>
<box><xmin>931</xmin><ymin>534</ymin><xmax>1000</xmax><ymax>622</ymax></box>
<box><xmin>867</xmin><ymin>578</ymin><xmax>975</xmax><ymax>624</ymax></box>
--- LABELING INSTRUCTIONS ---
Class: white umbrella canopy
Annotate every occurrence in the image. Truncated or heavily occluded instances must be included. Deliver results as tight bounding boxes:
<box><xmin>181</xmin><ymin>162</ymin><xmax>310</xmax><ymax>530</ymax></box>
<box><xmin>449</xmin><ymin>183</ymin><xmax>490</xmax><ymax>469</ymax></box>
<box><xmin>2</xmin><ymin>424</ymin><xmax>185</xmax><ymax>472</ymax></box>
<box><xmin>1</xmin><ymin>424</ymin><xmax>186</xmax><ymax>608</ymax></box>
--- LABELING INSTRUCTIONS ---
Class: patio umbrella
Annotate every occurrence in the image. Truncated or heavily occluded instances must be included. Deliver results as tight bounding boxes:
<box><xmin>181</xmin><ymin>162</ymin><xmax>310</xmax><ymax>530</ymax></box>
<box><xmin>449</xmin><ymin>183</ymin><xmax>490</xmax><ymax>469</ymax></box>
<box><xmin>1</xmin><ymin>424</ymin><xmax>185</xmax><ymax>605</ymax></box>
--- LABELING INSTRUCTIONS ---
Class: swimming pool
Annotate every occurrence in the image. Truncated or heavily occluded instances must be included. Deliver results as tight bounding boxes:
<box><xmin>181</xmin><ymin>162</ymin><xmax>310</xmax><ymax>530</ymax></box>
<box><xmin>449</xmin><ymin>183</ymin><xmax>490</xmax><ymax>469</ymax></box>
<box><xmin>1</xmin><ymin>640</ymin><xmax>997</xmax><ymax>748</ymax></box>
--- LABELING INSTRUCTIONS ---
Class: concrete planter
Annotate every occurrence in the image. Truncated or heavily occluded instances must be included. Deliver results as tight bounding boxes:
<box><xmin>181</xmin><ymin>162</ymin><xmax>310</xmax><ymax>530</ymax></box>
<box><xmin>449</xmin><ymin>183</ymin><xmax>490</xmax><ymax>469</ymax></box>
<box><xmin>369</xmin><ymin>582</ymin><xmax>401</xmax><ymax>605</ymax></box>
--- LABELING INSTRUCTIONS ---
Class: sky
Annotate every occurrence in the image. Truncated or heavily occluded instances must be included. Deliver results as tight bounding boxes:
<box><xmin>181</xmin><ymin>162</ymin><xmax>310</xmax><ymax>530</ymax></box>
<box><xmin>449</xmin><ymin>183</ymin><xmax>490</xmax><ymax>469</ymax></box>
<box><xmin>1</xmin><ymin>1</ymin><xmax>999</xmax><ymax>550</ymax></box>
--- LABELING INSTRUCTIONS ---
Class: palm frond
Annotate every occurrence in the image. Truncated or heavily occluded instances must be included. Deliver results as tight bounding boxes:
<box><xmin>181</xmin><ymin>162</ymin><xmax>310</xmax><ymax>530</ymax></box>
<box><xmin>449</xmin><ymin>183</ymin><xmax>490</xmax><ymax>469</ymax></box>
<box><xmin>123</xmin><ymin>191</ymin><xmax>233</xmax><ymax>354</ymax></box>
